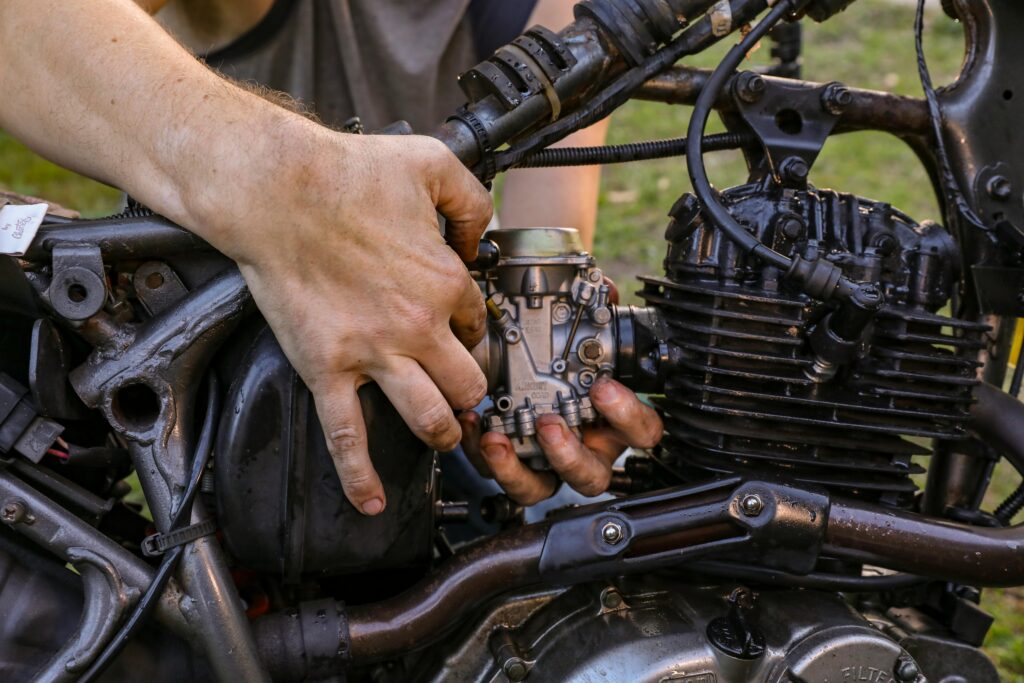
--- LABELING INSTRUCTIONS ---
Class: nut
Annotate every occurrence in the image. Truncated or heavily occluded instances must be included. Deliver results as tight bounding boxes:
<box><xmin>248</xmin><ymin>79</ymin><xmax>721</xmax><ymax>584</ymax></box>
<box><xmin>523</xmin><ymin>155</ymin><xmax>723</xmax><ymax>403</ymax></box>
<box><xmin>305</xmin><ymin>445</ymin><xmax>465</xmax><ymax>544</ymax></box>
<box><xmin>736</xmin><ymin>72</ymin><xmax>766</xmax><ymax>103</ymax></box>
<box><xmin>987</xmin><ymin>175</ymin><xmax>1013</xmax><ymax>201</ymax></box>
<box><xmin>601</xmin><ymin>521</ymin><xmax>624</xmax><ymax>545</ymax></box>
<box><xmin>740</xmin><ymin>494</ymin><xmax>764</xmax><ymax>517</ymax></box>
<box><xmin>780</xmin><ymin>157</ymin><xmax>810</xmax><ymax>185</ymax></box>
<box><xmin>821</xmin><ymin>82</ymin><xmax>852</xmax><ymax>115</ymax></box>
<box><xmin>600</xmin><ymin>587</ymin><xmax>624</xmax><ymax>609</ymax></box>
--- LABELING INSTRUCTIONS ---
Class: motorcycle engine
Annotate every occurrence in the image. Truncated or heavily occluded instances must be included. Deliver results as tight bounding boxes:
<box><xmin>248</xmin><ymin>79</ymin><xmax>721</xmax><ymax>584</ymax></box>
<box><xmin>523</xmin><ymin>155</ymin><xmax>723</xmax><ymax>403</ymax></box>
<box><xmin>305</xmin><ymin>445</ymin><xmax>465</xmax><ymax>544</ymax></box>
<box><xmin>476</xmin><ymin>183</ymin><xmax>982</xmax><ymax>507</ymax></box>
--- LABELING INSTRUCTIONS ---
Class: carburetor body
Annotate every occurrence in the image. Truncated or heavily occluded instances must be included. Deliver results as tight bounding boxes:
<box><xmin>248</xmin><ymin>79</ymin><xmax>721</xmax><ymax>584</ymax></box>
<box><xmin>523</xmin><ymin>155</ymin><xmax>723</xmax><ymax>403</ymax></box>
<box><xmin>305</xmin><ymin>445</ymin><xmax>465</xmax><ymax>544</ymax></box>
<box><xmin>473</xmin><ymin>228</ymin><xmax>664</xmax><ymax>465</ymax></box>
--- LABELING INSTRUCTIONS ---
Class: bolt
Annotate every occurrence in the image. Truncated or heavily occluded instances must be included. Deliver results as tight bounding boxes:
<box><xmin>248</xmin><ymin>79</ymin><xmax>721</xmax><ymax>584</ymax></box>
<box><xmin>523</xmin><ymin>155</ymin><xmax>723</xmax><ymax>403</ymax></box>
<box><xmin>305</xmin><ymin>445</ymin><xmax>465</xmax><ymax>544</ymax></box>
<box><xmin>591</xmin><ymin>306</ymin><xmax>612</xmax><ymax>326</ymax></box>
<box><xmin>778</xmin><ymin>215</ymin><xmax>805</xmax><ymax>240</ymax></box>
<box><xmin>895</xmin><ymin>658</ymin><xmax>920</xmax><ymax>682</ymax></box>
<box><xmin>600</xmin><ymin>588</ymin><xmax>624</xmax><ymax>609</ymax></box>
<box><xmin>503</xmin><ymin>657</ymin><xmax>528</xmax><ymax>681</ymax></box>
<box><xmin>736</xmin><ymin>72</ymin><xmax>766</xmax><ymax>103</ymax></box>
<box><xmin>741</xmin><ymin>494</ymin><xmax>764</xmax><ymax>517</ymax></box>
<box><xmin>873</xmin><ymin>233</ymin><xmax>899</xmax><ymax>256</ymax></box>
<box><xmin>579</xmin><ymin>370</ymin><xmax>596</xmax><ymax>388</ymax></box>
<box><xmin>578</xmin><ymin>338</ymin><xmax>604</xmax><ymax>363</ymax></box>
<box><xmin>601</xmin><ymin>521</ymin><xmax>624</xmax><ymax>545</ymax></box>
<box><xmin>821</xmin><ymin>82</ymin><xmax>852</xmax><ymax>115</ymax></box>
<box><xmin>987</xmin><ymin>175</ymin><xmax>1013</xmax><ymax>201</ymax></box>
<box><xmin>780</xmin><ymin>157</ymin><xmax>809</xmax><ymax>185</ymax></box>
<box><xmin>552</xmin><ymin>302</ymin><xmax>572</xmax><ymax>323</ymax></box>
<box><xmin>504</xmin><ymin>327</ymin><xmax>522</xmax><ymax>344</ymax></box>
<box><xmin>1</xmin><ymin>501</ymin><xmax>26</xmax><ymax>524</ymax></box>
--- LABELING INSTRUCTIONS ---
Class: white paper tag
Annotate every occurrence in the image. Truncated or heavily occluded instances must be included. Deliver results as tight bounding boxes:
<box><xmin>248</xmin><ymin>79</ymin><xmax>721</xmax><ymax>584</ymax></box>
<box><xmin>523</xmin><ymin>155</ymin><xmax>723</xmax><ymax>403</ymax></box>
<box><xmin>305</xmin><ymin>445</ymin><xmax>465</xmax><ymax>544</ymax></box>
<box><xmin>0</xmin><ymin>203</ymin><xmax>48</xmax><ymax>256</ymax></box>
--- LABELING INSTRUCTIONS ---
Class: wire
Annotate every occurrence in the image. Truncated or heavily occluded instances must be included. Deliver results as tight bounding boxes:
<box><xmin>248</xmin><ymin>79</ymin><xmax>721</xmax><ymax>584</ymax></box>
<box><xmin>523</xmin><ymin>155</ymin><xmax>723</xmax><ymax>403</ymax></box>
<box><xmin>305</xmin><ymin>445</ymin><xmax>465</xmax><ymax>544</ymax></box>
<box><xmin>685</xmin><ymin>0</ymin><xmax>795</xmax><ymax>272</ymax></box>
<box><xmin>517</xmin><ymin>132</ymin><xmax>754</xmax><ymax>168</ymax></box>
<box><xmin>913</xmin><ymin>0</ymin><xmax>987</xmax><ymax>233</ymax></box>
<box><xmin>689</xmin><ymin>561</ymin><xmax>928</xmax><ymax>591</ymax></box>
<box><xmin>78</xmin><ymin>374</ymin><xmax>221</xmax><ymax>682</ymax></box>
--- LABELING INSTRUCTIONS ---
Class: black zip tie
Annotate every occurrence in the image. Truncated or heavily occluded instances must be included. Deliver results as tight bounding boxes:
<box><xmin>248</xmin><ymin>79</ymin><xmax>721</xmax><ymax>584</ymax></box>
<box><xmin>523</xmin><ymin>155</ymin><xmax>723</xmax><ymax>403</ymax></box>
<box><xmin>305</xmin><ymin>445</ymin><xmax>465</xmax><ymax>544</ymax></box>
<box><xmin>141</xmin><ymin>518</ymin><xmax>217</xmax><ymax>558</ymax></box>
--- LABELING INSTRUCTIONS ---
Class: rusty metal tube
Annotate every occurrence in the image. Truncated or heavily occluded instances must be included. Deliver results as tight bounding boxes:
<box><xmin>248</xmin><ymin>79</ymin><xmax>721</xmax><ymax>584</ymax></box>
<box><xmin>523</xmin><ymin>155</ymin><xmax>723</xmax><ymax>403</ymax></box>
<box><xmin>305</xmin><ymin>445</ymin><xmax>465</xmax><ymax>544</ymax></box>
<box><xmin>825</xmin><ymin>500</ymin><xmax>1024</xmax><ymax>586</ymax></box>
<box><xmin>635</xmin><ymin>66</ymin><xmax>931</xmax><ymax>137</ymax></box>
<box><xmin>346</xmin><ymin>524</ymin><xmax>548</xmax><ymax>661</ymax></box>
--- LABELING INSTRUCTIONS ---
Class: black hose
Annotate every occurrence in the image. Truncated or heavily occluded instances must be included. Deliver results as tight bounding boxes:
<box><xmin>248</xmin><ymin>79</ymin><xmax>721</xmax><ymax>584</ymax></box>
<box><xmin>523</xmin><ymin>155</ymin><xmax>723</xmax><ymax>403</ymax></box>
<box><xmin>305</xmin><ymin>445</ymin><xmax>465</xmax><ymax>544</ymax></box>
<box><xmin>78</xmin><ymin>374</ymin><xmax>221</xmax><ymax>682</ymax></box>
<box><xmin>684</xmin><ymin>0</ymin><xmax>795</xmax><ymax>272</ymax></box>
<box><xmin>517</xmin><ymin>132</ymin><xmax>753</xmax><ymax>168</ymax></box>
<box><xmin>493</xmin><ymin>0</ymin><xmax>771</xmax><ymax>173</ymax></box>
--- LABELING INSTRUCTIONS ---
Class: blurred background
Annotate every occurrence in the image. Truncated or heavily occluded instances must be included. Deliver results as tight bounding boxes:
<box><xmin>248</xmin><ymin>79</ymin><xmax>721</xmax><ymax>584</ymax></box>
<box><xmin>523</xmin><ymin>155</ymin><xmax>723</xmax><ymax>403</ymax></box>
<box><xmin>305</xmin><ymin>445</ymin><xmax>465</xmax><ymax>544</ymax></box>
<box><xmin>1</xmin><ymin>0</ymin><xmax>1021</xmax><ymax>678</ymax></box>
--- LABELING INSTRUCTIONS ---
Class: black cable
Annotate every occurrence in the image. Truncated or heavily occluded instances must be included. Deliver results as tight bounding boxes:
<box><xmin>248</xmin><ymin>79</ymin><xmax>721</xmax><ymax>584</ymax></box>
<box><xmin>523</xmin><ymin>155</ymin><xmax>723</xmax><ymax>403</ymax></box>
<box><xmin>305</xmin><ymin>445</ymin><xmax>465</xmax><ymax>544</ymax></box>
<box><xmin>689</xmin><ymin>561</ymin><xmax>928</xmax><ymax>592</ymax></box>
<box><xmin>517</xmin><ymin>132</ymin><xmax>754</xmax><ymax>168</ymax></box>
<box><xmin>685</xmin><ymin>0</ymin><xmax>795</xmax><ymax>272</ymax></box>
<box><xmin>913</xmin><ymin>0</ymin><xmax>987</xmax><ymax>233</ymax></box>
<box><xmin>79</xmin><ymin>374</ymin><xmax>221</xmax><ymax>682</ymax></box>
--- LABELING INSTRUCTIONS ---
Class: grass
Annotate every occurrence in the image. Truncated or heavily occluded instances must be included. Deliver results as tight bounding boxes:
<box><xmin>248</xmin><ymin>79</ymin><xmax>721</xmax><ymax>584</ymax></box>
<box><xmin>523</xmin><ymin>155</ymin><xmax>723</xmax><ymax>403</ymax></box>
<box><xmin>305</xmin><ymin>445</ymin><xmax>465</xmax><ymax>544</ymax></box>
<box><xmin>0</xmin><ymin>0</ymin><xmax>1020</xmax><ymax>677</ymax></box>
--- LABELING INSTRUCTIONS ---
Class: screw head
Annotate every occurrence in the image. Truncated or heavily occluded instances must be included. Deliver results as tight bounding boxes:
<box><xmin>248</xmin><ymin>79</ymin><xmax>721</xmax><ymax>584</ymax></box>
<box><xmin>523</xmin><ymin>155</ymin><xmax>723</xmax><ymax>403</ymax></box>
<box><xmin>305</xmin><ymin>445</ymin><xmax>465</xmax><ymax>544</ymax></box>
<box><xmin>578</xmin><ymin>338</ymin><xmax>604</xmax><ymax>363</ymax></box>
<box><xmin>504</xmin><ymin>658</ymin><xmax>528</xmax><ymax>681</ymax></box>
<box><xmin>601</xmin><ymin>521</ymin><xmax>624</xmax><ymax>545</ymax></box>
<box><xmin>987</xmin><ymin>175</ymin><xmax>1013</xmax><ymax>201</ymax></box>
<box><xmin>741</xmin><ymin>495</ymin><xmax>764</xmax><ymax>517</ymax></box>
<box><xmin>1</xmin><ymin>501</ymin><xmax>26</xmax><ymax>524</ymax></box>
<box><xmin>778</xmin><ymin>215</ymin><xmax>805</xmax><ymax>240</ymax></box>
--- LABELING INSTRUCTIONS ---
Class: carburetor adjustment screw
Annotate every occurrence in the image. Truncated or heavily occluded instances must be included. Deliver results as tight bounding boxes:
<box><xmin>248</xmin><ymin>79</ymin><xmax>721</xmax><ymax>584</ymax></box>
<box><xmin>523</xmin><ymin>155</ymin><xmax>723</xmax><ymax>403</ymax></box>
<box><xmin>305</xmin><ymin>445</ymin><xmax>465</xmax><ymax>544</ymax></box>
<box><xmin>740</xmin><ymin>494</ymin><xmax>764</xmax><ymax>517</ymax></box>
<box><xmin>601</xmin><ymin>521</ymin><xmax>624</xmax><ymax>545</ymax></box>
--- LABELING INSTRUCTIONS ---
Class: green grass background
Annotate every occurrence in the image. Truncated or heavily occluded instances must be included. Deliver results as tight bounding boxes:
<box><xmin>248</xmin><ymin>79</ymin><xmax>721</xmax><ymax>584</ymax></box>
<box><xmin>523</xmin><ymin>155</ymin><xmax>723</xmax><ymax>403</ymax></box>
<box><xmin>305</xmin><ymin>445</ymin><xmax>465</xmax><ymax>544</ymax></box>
<box><xmin>1</xmin><ymin>0</ymin><xmax>1020</xmax><ymax>677</ymax></box>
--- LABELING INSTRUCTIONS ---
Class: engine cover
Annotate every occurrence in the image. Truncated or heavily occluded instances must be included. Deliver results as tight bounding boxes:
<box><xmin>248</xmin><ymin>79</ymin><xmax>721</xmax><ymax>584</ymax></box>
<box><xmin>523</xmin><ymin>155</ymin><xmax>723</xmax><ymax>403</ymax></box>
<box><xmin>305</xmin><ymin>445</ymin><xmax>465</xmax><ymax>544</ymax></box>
<box><xmin>412</xmin><ymin>577</ymin><xmax>998</xmax><ymax>683</ymax></box>
<box><xmin>641</xmin><ymin>185</ymin><xmax>987</xmax><ymax>506</ymax></box>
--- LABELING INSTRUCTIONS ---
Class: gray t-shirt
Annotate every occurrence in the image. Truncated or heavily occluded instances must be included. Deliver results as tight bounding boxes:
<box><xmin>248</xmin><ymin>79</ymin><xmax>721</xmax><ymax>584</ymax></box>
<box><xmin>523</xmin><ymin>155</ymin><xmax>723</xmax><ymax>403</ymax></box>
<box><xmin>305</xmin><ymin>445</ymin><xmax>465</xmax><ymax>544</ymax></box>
<box><xmin>204</xmin><ymin>0</ymin><xmax>478</xmax><ymax>132</ymax></box>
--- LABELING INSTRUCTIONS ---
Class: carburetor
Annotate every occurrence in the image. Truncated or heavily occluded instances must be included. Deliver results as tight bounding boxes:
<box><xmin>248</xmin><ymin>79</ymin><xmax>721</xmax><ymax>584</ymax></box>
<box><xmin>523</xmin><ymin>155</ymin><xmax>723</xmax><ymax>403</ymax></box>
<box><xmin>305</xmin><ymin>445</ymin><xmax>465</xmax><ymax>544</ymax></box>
<box><xmin>472</xmin><ymin>228</ymin><xmax>665</xmax><ymax>465</ymax></box>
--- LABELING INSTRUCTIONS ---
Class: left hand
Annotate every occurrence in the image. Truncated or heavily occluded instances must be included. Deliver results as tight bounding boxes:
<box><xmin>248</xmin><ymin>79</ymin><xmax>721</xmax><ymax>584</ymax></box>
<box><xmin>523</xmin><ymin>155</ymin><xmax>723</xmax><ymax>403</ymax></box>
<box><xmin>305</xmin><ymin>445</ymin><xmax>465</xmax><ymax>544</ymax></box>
<box><xmin>458</xmin><ymin>377</ymin><xmax>663</xmax><ymax>505</ymax></box>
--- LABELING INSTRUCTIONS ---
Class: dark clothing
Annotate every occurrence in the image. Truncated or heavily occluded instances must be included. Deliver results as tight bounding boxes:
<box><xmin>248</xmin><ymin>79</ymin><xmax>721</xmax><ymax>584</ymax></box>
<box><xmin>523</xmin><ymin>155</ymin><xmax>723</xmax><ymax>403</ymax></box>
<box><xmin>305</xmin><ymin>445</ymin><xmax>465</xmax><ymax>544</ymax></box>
<box><xmin>205</xmin><ymin>0</ymin><xmax>538</xmax><ymax>131</ymax></box>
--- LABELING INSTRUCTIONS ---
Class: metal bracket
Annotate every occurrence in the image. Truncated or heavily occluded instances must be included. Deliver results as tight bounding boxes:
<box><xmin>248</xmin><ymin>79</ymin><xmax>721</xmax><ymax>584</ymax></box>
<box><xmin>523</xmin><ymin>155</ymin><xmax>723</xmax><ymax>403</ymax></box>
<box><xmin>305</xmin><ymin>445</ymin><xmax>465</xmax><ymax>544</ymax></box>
<box><xmin>732</xmin><ymin>71</ymin><xmax>846</xmax><ymax>187</ymax></box>
<box><xmin>46</xmin><ymin>243</ymin><xmax>107</xmax><ymax>321</ymax></box>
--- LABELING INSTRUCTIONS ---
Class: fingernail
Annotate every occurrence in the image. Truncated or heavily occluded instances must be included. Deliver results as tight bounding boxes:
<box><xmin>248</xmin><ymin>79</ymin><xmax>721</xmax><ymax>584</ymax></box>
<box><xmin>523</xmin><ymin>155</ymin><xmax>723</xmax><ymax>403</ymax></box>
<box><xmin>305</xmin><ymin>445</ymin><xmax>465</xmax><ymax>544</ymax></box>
<box><xmin>482</xmin><ymin>444</ymin><xmax>505</xmax><ymax>461</ymax></box>
<box><xmin>538</xmin><ymin>423</ymin><xmax>563</xmax><ymax>444</ymax></box>
<box><xmin>362</xmin><ymin>498</ymin><xmax>385</xmax><ymax>515</ymax></box>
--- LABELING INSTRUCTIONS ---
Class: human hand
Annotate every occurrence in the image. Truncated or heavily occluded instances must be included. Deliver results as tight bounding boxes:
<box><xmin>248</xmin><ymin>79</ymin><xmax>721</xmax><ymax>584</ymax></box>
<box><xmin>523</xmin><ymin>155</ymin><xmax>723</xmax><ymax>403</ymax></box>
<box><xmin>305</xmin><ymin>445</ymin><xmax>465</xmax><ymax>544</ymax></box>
<box><xmin>198</xmin><ymin>126</ymin><xmax>492</xmax><ymax>515</ymax></box>
<box><xmin>457</xmin><ymin>378</ymin><xmax>663</xmax><ymax>504</ymax></box>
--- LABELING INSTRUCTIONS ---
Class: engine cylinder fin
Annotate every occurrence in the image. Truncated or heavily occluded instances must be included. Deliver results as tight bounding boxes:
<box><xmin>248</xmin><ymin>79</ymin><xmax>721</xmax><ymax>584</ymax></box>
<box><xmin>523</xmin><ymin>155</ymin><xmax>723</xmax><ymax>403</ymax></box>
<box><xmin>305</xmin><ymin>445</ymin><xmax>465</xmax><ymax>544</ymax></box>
<box><xmin>645</xmin><ymin>186</ymin><xmax>985</xmax><ymax>505</ymax></box>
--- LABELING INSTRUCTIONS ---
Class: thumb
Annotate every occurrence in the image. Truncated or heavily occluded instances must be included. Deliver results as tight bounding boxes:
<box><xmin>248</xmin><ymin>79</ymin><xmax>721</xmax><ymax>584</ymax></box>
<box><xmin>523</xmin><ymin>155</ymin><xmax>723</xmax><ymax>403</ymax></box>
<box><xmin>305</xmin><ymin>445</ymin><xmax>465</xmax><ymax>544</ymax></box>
<box><xmin>426</xmin><ymin>139</ymin><xmax>493</xmax><ymax>261</ymax></box>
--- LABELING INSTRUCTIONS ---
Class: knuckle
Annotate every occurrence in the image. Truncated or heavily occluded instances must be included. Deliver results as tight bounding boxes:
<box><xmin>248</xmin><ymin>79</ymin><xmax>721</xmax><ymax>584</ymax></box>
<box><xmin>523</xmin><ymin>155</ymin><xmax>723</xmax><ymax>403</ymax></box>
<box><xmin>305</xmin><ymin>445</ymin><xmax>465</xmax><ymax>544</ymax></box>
<box><xmin>417</xmin><ymin>401</ymin><xmax>457</xmax><ymax>446</ymax></box>
<box><xmin>453</xmin><ymin>372</ymin><xmax>488</xmax><ymax>410</ymax></box>
<box><xmin>579</xmin><ymin>469</ymin><xmax>612</xmax><ymax>497</ymax></box>
<box><xmin>326</xmin><ymin>426</ymin><xmax>364</xmax><ymax>455</ymax></box>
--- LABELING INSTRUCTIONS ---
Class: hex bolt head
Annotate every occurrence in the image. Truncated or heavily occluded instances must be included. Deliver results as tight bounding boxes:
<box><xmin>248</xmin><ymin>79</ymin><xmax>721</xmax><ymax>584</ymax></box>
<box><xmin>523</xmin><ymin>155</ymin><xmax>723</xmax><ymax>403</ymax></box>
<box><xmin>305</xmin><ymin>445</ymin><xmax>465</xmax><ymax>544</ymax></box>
<box><xmin>821</xmin><ymin>82</ymin><xmax>852</xmax><ymax>115</ymax></box>
<box><xmin>1</xmin><ymin>501</ymin><xmax>26</xmax><ymax>524</ymax></box>
<box><xmin>740</xmin><ymin>495</ymin><xmax>764</xmax><ymax>517</ymax></box>
<box><xmin>736</xmin><ymin>72</ymin><xmax>766</xmax><ymax>103</ymax></box>
<box><xmin>780</xmin><ymin>157</ymin><xmax>810</xmax><ymax>185</ymax></box>
<box><xmin>778</xmin><ymin>216</ymin><xmax>805</xmax><ymax>240</ymax></box>
<box><xmin>601</xmin><ymin>521</ymin><xmax>624</xmax><ymax>545</ymax></box>
<box><xmin>987</xmin><ymin>175</ymin><xmax>1013</xmax><ymax>201</ymax></box>
<box><xmin>503</xmin><ymin>657</ymin><xmax>528</xmax><ymax>681</ymax></box>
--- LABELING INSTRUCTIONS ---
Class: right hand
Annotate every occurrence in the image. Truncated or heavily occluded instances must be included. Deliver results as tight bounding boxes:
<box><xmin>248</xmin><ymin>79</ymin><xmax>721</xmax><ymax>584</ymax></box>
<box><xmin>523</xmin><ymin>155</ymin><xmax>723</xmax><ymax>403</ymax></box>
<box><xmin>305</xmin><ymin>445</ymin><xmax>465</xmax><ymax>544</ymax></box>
<box><xmin>197</xmin><ymin>126</ymin><xmax>492</xmax><ymax>516</ymax></box>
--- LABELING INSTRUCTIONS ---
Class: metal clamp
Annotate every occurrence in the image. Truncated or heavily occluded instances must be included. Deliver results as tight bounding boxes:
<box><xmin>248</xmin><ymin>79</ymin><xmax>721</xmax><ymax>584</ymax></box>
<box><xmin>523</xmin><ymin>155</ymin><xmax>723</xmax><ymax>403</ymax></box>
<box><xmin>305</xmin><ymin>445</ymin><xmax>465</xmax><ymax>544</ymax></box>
<box><xmin>142</xmin><ymin>518</ymin><xmax>217</xmax><ymax>557</ymax></box>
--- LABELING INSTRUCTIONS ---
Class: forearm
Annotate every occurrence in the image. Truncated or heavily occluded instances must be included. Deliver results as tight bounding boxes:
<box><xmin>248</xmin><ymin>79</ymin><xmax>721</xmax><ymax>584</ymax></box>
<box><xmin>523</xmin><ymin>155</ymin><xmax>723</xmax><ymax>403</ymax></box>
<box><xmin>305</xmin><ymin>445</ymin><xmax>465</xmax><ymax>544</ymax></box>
<box><xmin>0</xmin><ymin>0</ymin><xmax>302</xmax><ymax>243</ymax></box>
<box><xmin>499</xmin><ymin>120</ymin><xmax>608</xmax><ymax>249</ymax></box>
